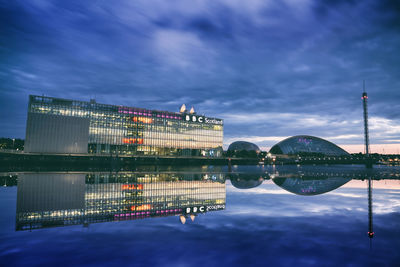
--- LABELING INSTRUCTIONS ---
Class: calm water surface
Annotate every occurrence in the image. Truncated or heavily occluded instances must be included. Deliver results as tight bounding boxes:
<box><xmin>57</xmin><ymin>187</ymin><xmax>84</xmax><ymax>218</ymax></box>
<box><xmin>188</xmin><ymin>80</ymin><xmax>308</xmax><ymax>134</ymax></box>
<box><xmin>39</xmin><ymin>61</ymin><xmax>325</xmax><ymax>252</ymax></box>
<box><xmin>1</xmin><ymin>165</ymin><xmax>399</xmax><ymax>266</ymax></box>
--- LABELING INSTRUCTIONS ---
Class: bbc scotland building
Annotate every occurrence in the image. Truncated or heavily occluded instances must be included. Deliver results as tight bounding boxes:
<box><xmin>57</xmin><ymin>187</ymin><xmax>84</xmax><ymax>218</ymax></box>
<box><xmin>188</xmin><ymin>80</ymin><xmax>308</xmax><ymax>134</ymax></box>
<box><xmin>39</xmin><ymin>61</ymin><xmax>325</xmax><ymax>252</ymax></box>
<box><xmin>24</xmin><ymin>95</ymin><xmax>223</xmax><ymax>157</ymax></box>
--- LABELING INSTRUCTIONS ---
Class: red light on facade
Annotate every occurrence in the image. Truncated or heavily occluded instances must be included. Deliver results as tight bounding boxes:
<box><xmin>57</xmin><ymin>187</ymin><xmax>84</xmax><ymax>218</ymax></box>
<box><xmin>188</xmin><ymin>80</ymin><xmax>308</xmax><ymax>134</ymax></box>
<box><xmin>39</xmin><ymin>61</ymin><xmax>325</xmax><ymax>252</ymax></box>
<box><xmin>128</xmin><ymin>204</ymin><xmax>152</xmax><ymax>211</ymax></box>
<box><xmin>123</xmin><ymin>138</ymin><xmax>144</xmax><ymax>144</ymax></box>
<box><xmin>123</xmin><ymin>138</ymin><xmax>136</xmax><ymax>144</ymax></box>
<box><xmin>136</xmin><ymin>204</ymin><xmax>152</xmax><ymax>211</ymax></box>
<box><xmin>132</xmin><ymin>117</ymin><xmax>153</xmax><ymax>124</ymax></box>
<box><xmin>122</xmin><ymin>184</ymin><xmax>144</xmax><ymax>190</ymax></box>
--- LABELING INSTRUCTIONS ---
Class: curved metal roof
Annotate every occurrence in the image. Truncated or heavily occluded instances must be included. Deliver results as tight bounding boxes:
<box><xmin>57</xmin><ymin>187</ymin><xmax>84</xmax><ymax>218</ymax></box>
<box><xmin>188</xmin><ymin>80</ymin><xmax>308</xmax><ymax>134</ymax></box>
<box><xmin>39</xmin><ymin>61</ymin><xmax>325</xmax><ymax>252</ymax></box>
<box><xmin>228</xmin><ymin>141</ymin><xmax>260</xmax><ymax>152</ymax></box>
<box><xmin>269</xmin><ymin>135</ymin><xmax>349</xmax><ymax>156</ymax></box>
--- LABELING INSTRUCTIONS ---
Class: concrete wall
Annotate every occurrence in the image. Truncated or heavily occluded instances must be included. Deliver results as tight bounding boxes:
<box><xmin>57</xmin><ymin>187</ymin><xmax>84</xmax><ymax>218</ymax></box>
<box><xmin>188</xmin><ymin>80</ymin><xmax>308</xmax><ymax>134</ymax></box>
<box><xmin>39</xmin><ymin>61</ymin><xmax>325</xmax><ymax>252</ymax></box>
<box><xmin>24</xmin><ymin>113</ymin><xmax>89</xmax><ymax>154</ymax></box>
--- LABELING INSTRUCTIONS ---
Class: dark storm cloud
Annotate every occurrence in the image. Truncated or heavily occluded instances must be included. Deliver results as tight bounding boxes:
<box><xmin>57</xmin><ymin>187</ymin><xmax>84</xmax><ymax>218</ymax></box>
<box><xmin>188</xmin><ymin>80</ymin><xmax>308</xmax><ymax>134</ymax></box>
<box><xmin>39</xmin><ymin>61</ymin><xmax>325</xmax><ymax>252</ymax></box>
<box><xmin>0</xmin><ymin>0</ymin><xmax>399</xmax><ymax>149</ymax></box>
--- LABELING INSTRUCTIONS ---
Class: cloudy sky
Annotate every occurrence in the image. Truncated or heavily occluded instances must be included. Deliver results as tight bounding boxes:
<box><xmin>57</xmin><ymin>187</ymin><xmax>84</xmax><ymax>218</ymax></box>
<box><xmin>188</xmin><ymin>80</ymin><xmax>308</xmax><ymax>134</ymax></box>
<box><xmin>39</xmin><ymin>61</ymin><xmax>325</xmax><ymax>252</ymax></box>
<box><xmin>1</xmin><ymin>0</ymin><xmax>399</xmax><ymax>152</ymax></box>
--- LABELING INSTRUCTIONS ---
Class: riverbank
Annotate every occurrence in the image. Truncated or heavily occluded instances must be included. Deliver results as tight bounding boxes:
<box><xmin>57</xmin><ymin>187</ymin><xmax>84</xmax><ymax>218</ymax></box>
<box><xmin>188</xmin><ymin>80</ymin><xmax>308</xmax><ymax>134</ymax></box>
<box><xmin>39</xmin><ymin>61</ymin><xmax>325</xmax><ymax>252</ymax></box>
<box><xmin>0</xmin><ymin>150</ymin><xmax>381</xmax><ymax>172</ymax></box>
<box><xmin>0</xmin><ymin>150</ymin><xmax>259</xmax><ymax>171</ymax></box>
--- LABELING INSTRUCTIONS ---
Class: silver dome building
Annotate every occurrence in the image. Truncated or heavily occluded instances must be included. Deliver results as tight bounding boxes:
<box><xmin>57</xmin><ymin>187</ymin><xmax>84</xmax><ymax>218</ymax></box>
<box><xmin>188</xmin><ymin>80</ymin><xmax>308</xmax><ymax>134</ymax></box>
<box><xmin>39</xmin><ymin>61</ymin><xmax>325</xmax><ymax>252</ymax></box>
<box><xmin>269</xmin><ymin>135</ymin><xmax>348</xmax><ymax>156</ymax></box>
<box><xmin>228</xmin><ymin>141</ymin><xmax>260</xmax><ymax>152</ymax></box>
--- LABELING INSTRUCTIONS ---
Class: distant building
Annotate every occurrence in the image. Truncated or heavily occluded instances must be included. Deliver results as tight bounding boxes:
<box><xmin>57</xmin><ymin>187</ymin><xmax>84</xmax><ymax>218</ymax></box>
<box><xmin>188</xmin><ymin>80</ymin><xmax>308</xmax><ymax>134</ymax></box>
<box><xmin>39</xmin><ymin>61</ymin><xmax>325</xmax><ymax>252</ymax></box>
<box><xmin>24</xmin><ymin>95</ymin><xmax>223</xmax><ymax>156</ymax></box>
<box><xmin>228</xmin><ymin>141</ymin><xmax>260</xmax><ymax>152</ymax></box>
<box><xmin>269</xmin><ymin>135</ymin><xmax>349</xmax><ymax>156</ymax></box>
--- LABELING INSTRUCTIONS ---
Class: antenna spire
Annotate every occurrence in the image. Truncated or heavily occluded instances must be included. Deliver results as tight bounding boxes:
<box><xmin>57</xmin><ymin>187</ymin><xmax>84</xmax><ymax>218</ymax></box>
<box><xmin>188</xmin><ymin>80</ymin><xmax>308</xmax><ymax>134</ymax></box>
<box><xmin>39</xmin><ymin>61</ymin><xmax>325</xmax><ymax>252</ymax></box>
<box><xmin>362</xmin><ymin>82</ymin><xmax>370</xmax><ymax>157</ymax></box>
<box><xmin>363</xmin><ymin>80</ymin><xmax>365</xmax><ymax>93</ymax></box>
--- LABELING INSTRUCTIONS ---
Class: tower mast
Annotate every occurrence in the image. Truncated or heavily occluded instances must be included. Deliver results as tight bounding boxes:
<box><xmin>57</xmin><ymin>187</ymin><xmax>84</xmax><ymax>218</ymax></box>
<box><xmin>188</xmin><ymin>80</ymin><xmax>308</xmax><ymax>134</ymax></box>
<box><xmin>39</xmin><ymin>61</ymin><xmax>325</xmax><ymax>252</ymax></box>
<box><xmin>362</xmin><ymin>81</ymin><xmax>370</xmax><ymax>156</ymax></box>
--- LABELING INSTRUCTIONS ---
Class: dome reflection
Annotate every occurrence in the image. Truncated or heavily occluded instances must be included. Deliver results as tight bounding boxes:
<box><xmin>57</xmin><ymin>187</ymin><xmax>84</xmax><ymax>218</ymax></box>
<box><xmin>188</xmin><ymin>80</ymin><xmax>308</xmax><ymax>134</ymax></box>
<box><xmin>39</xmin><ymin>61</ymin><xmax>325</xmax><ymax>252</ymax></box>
<box><xmin>272</xmin><ymin>173</ymin><xmax>350</xmax><ymax>195</ymax></box>
<box><xmin>229</xmin><ymin>173</ymin><xmax>268</xmax><ymax>189</ymax></box>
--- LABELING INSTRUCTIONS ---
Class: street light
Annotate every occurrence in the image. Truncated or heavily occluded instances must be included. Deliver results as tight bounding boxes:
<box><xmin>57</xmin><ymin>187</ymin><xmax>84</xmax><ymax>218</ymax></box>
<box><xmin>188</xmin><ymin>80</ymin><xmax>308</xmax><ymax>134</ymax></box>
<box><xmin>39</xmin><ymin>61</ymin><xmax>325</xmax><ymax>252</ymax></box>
<box><xmin>12</xmin><ymin>139</ymin><xmax>15</xmax><ymax>150</ymax></box>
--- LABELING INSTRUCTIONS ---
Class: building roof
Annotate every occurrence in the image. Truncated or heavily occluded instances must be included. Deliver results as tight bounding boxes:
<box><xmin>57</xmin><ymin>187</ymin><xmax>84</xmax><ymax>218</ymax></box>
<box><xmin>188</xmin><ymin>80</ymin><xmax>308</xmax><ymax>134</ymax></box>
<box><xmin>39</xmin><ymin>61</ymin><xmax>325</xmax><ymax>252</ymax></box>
<box><xmin>228</xmin><ymin>141</ymin><xmax>260</xmax><ymax>152</ymax></box>
<box><xmin>269</xmin><ymin>135</ymin><xmax>349</xmax><ymax>156</ymax></box>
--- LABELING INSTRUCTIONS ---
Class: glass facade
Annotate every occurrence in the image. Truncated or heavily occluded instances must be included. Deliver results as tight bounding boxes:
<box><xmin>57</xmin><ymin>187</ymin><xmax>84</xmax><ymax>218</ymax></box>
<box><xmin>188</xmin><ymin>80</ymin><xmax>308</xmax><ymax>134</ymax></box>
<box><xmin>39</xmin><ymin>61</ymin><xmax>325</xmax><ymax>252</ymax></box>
<box><xmin>269</xmin><ymin>135</ymin><xmax>349</xmax><ymax>156</ymax></box>
<box><xmin>27</xmin><ymin>95</ymin><xmax>223</xmax><ymax>156</ymax></box>
<box><xmin>16</xmin><ymin>172</ymin><xmax>226</xmax><ymax>230</ymax></box>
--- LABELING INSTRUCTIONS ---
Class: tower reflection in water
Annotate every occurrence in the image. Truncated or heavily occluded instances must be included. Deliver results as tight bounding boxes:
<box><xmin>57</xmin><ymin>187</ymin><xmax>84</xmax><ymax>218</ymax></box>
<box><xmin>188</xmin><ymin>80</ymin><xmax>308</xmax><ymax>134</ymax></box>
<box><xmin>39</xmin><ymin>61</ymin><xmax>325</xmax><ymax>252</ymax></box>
<box><xmin>16</xmin><ymin>172</ymin><xmax>226</xmax><ymax>231</ymax></box>
<box><xmin>269</xmin><ymin>169</ymin><xmax>378</xmax><ymax>241</ymax></box>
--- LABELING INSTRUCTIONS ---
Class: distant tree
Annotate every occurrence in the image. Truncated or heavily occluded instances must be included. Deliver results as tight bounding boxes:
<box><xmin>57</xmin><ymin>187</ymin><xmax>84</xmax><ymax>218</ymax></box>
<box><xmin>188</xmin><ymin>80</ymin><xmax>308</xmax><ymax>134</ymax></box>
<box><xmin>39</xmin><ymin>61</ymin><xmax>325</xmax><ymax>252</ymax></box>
<box><xmin>0</xmin><ymin>138</ymin><xmax>24</xmax><ymax>150</ymax></box>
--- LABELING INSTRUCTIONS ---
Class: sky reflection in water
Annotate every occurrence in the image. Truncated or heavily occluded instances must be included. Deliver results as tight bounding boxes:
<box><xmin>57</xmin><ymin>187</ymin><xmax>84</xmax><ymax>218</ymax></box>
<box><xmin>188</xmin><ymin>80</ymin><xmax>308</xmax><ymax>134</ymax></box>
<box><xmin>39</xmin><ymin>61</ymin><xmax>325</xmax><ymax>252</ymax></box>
<box><xmin>1</xmin><ymin>165</ymin><xmax>400</xmax><ymax>266</ymax></box>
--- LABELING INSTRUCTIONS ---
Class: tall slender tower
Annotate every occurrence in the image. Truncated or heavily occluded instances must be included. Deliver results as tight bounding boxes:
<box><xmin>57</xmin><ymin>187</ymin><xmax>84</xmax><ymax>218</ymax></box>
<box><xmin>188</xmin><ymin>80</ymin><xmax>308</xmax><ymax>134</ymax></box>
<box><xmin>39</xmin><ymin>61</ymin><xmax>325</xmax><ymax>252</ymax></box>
<box><xmin>362</xmin><ymin>81</ymin><xmax>370</xmax><ymax>156</ymax></box>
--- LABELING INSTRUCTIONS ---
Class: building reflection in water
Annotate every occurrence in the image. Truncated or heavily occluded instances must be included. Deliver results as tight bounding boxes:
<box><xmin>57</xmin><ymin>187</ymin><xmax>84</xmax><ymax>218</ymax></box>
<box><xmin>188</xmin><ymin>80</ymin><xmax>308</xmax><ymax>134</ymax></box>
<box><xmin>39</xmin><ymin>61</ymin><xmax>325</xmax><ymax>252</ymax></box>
<box><xmin>14</xmin><ymin>168</ymin><xmax>399</xmax><ymax>233</ymax></box>
<box><xmin>228</xmin><ymin>173</ymin><xmax>268</xmax><ymax>189</ymax></box>
<box><xmin>271</xmin><ymin>173</ymin><xmax>351</xmax><ymax>195</ymax></box>
<box><xmin>16</xmin><ymin>172</ymin><xmax>226</xmax><ymax>231</ymax></box>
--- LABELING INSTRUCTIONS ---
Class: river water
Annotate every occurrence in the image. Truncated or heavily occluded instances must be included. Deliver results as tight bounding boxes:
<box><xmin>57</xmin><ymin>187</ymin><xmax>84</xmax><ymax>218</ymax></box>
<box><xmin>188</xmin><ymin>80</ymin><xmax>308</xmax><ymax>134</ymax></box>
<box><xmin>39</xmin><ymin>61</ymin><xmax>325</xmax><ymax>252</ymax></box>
<box><xmin>1</xmin><ymin>164</ymin><xmax>399</xmax><ymax>266</ymax></box>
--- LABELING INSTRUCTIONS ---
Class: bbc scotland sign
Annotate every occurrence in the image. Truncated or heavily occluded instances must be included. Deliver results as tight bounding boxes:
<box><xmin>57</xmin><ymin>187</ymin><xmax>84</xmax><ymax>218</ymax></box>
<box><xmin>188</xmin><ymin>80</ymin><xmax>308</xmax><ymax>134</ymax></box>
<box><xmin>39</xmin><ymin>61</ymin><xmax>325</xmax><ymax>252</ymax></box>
<box><xmin>183</xmin><ymin>205</ymin><xmax>226</xmax><ymax>214</ymax></box>
<box><xmin>184</xmin><ymin>115</ymin><xmax>223</xmax><ymax>125</ymax></box>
